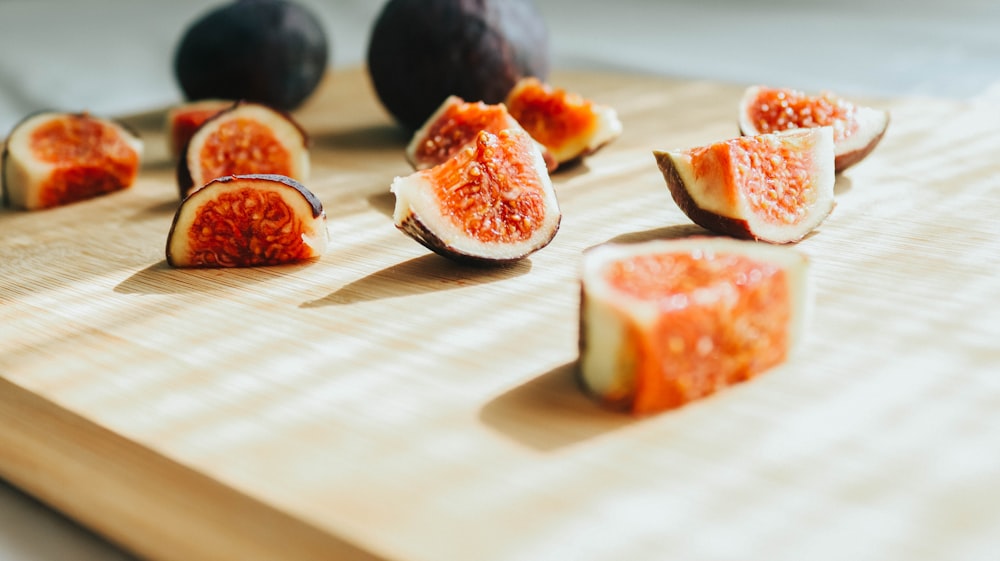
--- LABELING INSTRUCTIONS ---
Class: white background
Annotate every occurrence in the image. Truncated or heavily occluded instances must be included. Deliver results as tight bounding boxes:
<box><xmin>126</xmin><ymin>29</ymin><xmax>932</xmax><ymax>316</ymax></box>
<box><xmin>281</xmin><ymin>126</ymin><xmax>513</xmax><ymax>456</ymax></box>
<box><xmin>1</xmin><ymin>0</ymin><xmax>998</xmax><ymax>559</ymax></box>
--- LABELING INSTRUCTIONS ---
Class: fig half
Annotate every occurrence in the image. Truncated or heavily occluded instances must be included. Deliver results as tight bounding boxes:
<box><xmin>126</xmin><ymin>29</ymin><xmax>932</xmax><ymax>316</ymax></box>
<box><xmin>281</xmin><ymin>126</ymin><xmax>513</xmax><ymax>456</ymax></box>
<box><xmin>654</xmin><ymin>127</ymin><xmax>836</xmax><ymax>244</ymax></box>
<box><xmin>2</xmin><ymin>112</ymin><xmax>143</xmax><ymax>210</ymax></box>
<box><xmin>738</xmin><ymin>85</ymin><xmax>889</xmax><ymax>173</ymax></box>
<box><xmin>406</xmin><ymin>95</ymin><xmax>555</xmax><ymax>172</ymax></box>
<box><xmin>579</xmin><ymin>237</ymin><xmax>810</xmax><ymax>415</ymax></box>
<box><xmin>178</xmin><ymin>101</ymin><xmax>309</xmax><ymax>197</ymax></box>
<box><xmin>166</xmin><ymin>173</ymin><xmax>328</xmax><ymax>268</ymax></box>
<box><xmin>505</xmin><ymin>77</ymin><xmax>622</xmax><ymax>165</ymax></box>
<box><xmin>391</xmin><ymin>128</ymin><xmax>560</xmax><ymax>264</ymax></box>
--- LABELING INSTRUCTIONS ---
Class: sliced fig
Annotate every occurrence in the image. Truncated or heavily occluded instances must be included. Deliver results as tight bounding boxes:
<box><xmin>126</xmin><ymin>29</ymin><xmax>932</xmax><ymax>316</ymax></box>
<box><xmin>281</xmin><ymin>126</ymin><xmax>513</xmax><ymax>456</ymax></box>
<box><xmin>406</xmin><ymin>95</ymin><xmax>556</xmax><ymax>172</ymax></box>
<box><xmin>653</xmin><ymin>127</ymin><xmax>836</xmax><ymax>244</ymax></box>
<box><xmin>2</xmin><ymin>112</ymin><xmax>142</xmax><ymax>210</ymax></box>
<box><xmin>165</xmin><ymin>99</ymin><xmax>233</xmax><ymax>160</ymax></box>
<box><xmin>579</xmin><ymin>237</ymin><xmax>810</xmax><ymax>415</ymax></box>
<box><xmin>391</xmin><ymin>128</ymin><xmax>560</xmax><ymax>264</ymax></box>
<box><xmin>738</xmin><ymin>85</ymin><xmax>889</xmax><ymax>172</ymax></box>
<box><xmin>166</xmin><ymin>173</ymin><xmax>328</xmax><ymax>268</ymax></box>
<box><xmin>178</xmin><ymin>101</ymin><xmax>309</xmax><ymax>197</ymax></box>
<box><xmin>505</xmin><ymin>77</ymin><xmax>622</xmax><ymax>165</ymax></box>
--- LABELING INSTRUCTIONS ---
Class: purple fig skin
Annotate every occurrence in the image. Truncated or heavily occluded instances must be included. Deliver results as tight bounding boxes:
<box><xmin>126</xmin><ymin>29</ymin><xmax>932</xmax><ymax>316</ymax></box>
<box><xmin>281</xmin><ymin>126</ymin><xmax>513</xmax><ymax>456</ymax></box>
<box><xmin>173</xmin><ymin>0</ymin><xmax>329</xmax><ymax>111</ymax></box>
<box><xmin>367</xmin><ymin>0</ymin><xmax>550</xmax><ymax>132</ymax></box>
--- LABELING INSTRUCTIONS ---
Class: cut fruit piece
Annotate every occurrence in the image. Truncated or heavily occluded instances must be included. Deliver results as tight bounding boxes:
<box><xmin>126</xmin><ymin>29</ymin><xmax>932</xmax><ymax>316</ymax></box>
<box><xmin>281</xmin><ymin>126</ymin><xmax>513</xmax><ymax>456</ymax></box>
<box><xmin>738</xmin><ymin>85</ymin><xmax>889</xmax><ymax>172</ymax></box>
<box><xmin>2</xmin><ymin>112</ymin><xmax>142</xmax><ymax>210</ymax></box>
<box><xmin>391</xmin><ymin>128</ymin><xmax>560</xmax><ymax>264</ymax></box>
<box><xmin>579</xmin><ymin>237</ymin><xmax>810</xmax><ymax>415</ymax></box>
<box><xmin>654</xmin><ymin>127</ymin><xmax>835</xmax><ymax>244</ymax></box>
<box><xmin>504</xmin><ymin>77</ymin><xmax>622</xmax><ymax>165</ymax></box>
<box><xmin>165</xmin><ymin>99</ymin><xmax>233</xmax><ymax>160</ymax></box>
<box><xmin>177</xmin><ymin>101</ymin><xmax>309</xmax><ymax>197</ymax></box>
<box><xmin>406</xmin><ymin>95</ymin><xmax>556</xmax><ymax>172</ymax></box>
<box><xmin>166</xmin><ymin>174</ymin><xmax>328</xmax><ymax>268</ymax></box>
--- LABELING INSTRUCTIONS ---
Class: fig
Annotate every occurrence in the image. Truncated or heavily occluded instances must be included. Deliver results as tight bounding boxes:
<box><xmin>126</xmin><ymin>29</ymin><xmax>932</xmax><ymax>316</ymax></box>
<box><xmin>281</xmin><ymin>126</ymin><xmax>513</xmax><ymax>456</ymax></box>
<box><xmin>391</xmin><ymin>128</ymin><xmax>560</xmax><ymax>264</ymax></box>
<box><xmin>165</xmin><ymin>99</ymin><xmax>233</xmax><ymax>160</ymax></box>
<box><xmin>405</xmin><ymin>95</ymin><xmax>555</xmax><ymax>172</ymax></box>
<box><xmin>653</xmin><ymin>127</ymin><xmax>836</xmax><ymax>244</ymax></box>
<box><xmin>2</xmin><ymin>112</ymin><xmax>142</xmax><ymax>210</ymax></box>
<box><xmin>738</xmin><ymin>85</ymin><xmax>889</xmax><ymax>173</ymax></box>
<box><xmin>579</xmin><ymin>237</ymin><xmax>810</xmax><ymax>415</ymax></box>
<box><xmin>178</xmin><ymin>101</ymin><xmax>309</xmax><ymax>197</ymax></box>
<box><xmin>173</xmin><ymin>0</ymin><xmax>329</xmax><ymax>111</ymax></box>
<box><xmin>367</xmin><ymin>0</ymin><xmax>550</xmax><ymax>131</ymax></box>
<box><xmin>166</xmin><ymin>173</ymin><xmax>328</xmax><ymax>268</ymax></box>
<box><xmin>505</xmin><ymin>77</ymin><xmax>622</xmax><ymax>165</ymax></box>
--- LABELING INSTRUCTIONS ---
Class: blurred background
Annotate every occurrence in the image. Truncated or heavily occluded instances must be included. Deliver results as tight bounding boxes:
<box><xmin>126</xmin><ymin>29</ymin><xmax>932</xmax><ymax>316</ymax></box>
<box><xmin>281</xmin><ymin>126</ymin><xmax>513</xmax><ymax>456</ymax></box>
<box><xmin>1</xmin><ymin>0</ymin><xmax>999</xmax><ymax>135</ymax></box>
<box><xmin>1</xmin><ymin>0</ymin><xmax>998</xmax><ymax>559</ymax></box>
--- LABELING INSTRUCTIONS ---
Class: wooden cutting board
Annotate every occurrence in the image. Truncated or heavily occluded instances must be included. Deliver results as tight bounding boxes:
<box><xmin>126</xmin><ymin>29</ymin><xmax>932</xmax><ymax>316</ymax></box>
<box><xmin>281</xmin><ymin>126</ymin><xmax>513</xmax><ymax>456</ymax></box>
<box><xmin>2</xmin><ymin>68</ymin><xmax>999</xmax><ymax>561</ymax></box>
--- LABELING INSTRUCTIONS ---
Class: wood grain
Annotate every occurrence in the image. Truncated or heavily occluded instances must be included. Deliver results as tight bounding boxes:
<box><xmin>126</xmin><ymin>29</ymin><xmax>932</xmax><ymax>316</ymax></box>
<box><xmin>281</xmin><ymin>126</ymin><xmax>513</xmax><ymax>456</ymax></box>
<box><xmin>2</xmin><ymin>67</ymin><xmax>1000</xmax><ymax>561</ymax></box>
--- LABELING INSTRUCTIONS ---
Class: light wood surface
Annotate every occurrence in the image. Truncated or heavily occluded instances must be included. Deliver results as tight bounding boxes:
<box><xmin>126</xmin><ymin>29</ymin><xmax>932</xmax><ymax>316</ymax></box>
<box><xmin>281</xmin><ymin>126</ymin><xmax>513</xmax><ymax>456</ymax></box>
<box><xmin>2</xmin><ymin>68</ymin><xmax>999</xmax><ymax>561</ymax></box>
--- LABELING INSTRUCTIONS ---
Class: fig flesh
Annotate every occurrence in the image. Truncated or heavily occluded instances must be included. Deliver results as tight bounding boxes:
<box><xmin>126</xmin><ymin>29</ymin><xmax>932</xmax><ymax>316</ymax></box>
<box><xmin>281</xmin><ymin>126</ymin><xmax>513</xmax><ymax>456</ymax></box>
<box><xmin>406</xmin><ymin>95</ymin><xmax>555</xmax><ymax>172</ymax></box>
<box><xmin>579</xmin><ymin>237</ymin><xmax>810</xmax><ymax>415</ymax></box>
<box><xmin>654</xmin><ymin>127</ymin><xmax>836</xmax><ymax>244</ymax></box>
<box><xmin>178</xmin><ymin>101</ymin><xmax>309</xmax><ymax>197</ymax></box>
<box><xmin>174</xmin><ymin>0</ymin><xmax>329</xmax><ymax>111</ymax></box>
<box><xmin>367</xmin><ymin>0</ymin><xmax>550</xmax><ymax>131</ymax></box>
<box><xmin>166</xmin><ymin>99</ymin><xmax>233</xmax><ymax>160</ymax></box>
<box><xmin>2</xmin><ymin>112</ymin><xmax>143</xmax><ymax>210</ymax></box>
<box><xmin>738</xmin><ymin>85</ymin><xmax>889</xmax><ymax>173</ymax></box>
<box><xmin>505</xmin><ymin>77</ymin><xmax>622</xmax><ymax>165</ymax></box>
<box><xmin>391</xmin><ymin>128</ymin><xmax>560</xmax><ymax>264</ymax></box>
<box><xmin>166</xmin><ymin>173</ymin><xmax>328</xmax><ymax>268</ymax></box>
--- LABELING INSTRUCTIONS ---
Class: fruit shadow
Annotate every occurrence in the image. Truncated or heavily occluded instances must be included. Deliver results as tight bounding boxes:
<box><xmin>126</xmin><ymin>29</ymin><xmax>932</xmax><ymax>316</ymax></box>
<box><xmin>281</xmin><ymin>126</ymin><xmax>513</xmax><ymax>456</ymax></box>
<box><xmin>301</xmin><ymin>253</ymin><xmax>531</xmax><ymax>307</ymax></box>
<box><xmin>550</xmin><ymin>159</ymin><xmax>591</xmax><ymax>182</ymax></box>
<box><xmin>604</xmin><ymin>223</ymin><xmax>713</xmax><ymax>245</ymax></box>
<box><xmin>478</xmin><ymin>361</ymin><xmax>636</xmax><ymax>451</ymax></box>
<box><xmin>310</xmin><ymin>123</ymin><xmax>409</xmax><ymax>152</ymax></box>
<box><xmin>834</xmin><ymin>174</ymin><xmax>853</xmax><ymax>196</ymax></box>
<box><xmin>115</xmin><ymin>259</ymin><xmax>312</xmax><ymax>295</ymax></box>
<box><xmin>130</xmin><ymin>198</ymin><xmax>181</xmax><ymax>220</ymax></box>
<box><xmin>365</xmin><ymin>191</ymin><xmax>395</xmax><ymax>218</ymax></box>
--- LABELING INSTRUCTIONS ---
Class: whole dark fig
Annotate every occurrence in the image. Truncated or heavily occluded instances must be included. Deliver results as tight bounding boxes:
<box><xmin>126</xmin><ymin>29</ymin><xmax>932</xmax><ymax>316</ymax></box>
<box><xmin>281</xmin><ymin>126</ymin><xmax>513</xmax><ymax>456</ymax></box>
<box><xmin>174</xmin><ymin>0</ymin><xmax>329</xmax><ymax>111</ymax></box>
<box><xmin>367</xmin><ymin>0</ymin><xmax>550</xmax><ymax>131</ymax></box>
